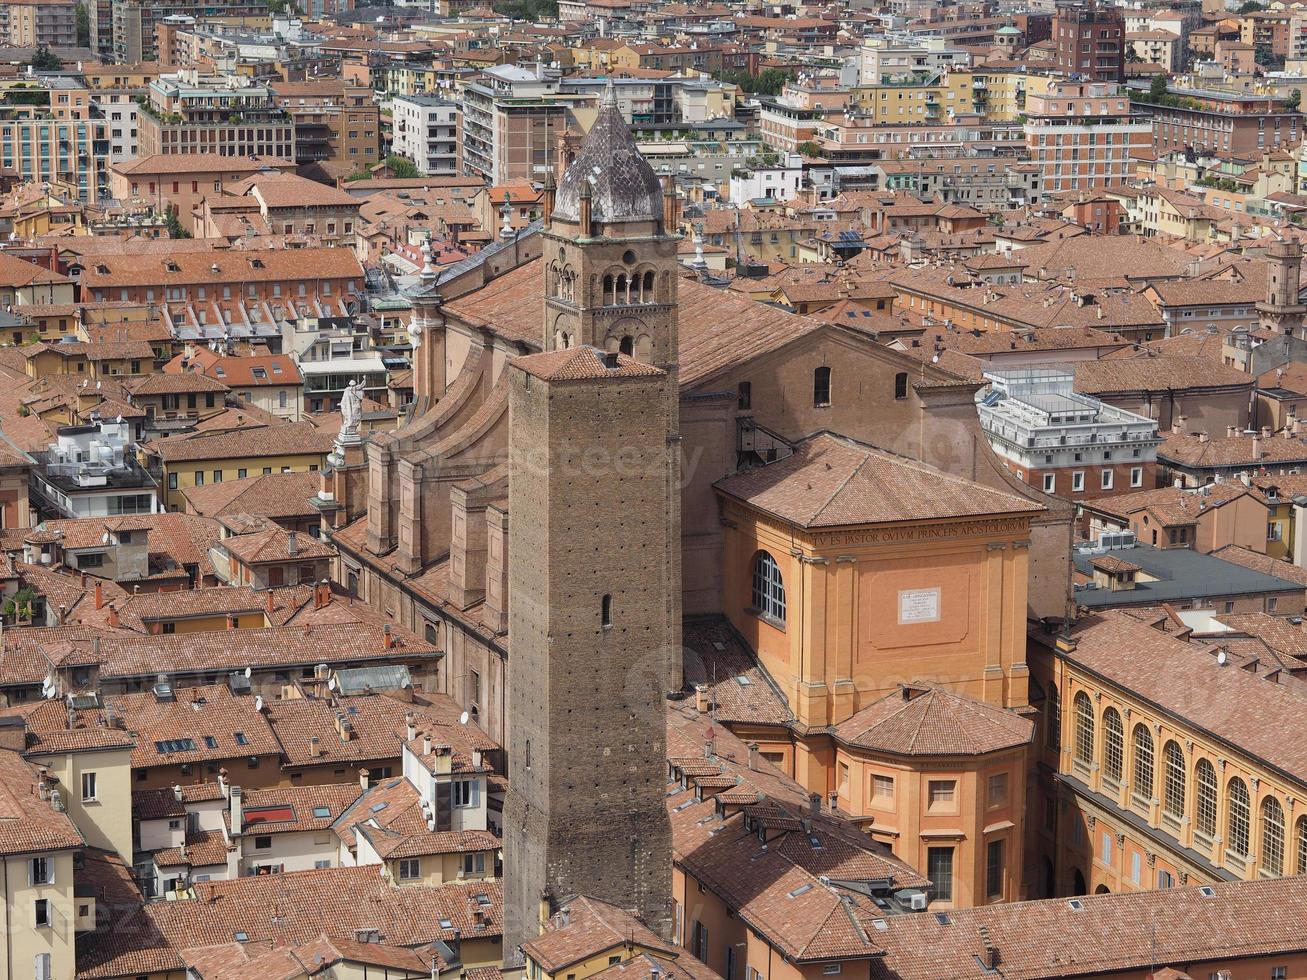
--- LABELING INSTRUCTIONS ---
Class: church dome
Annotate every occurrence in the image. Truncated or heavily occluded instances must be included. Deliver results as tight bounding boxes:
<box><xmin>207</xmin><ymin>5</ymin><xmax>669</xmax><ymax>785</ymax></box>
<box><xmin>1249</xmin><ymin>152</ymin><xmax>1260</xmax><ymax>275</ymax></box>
<box><xmin>553</xmin><ymin>84</ymin><xmax>665</xmax><ymax>226</ymax></box>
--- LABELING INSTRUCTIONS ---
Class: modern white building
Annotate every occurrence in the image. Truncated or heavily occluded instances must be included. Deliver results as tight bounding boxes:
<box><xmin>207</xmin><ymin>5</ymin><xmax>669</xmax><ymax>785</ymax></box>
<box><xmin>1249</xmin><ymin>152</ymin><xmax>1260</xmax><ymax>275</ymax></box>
<box><xmin>728</xmin><ymin>152</ymin><xmax>804</xmax><ymax>205</ymax></box>
<box><xmin>390</xmin><ymin>95</ymin><xmax>460</xmax><ymax>175</ymax></box>
<box><xmin>30</xmin><ymin>419</ymin><xmax>161</xmax><ymax>520</ymax></box>
<box><xmin>978</xmin><ymin>368</ymin><xmax>1160</xmax><ymax>499</ymax></box>
<box><xmin>859</xmin><ymin>35</ymin><xmax>971</xmax><ymax>84</ymax></box>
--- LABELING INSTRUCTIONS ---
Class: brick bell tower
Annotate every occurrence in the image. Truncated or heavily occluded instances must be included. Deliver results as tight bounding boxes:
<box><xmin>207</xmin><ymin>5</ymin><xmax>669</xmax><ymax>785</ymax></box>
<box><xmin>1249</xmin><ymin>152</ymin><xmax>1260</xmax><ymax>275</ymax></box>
<box><xmin>502</xmin><ymin>83</ymin><xmax>680</xmax><ymax>958</ymax></box>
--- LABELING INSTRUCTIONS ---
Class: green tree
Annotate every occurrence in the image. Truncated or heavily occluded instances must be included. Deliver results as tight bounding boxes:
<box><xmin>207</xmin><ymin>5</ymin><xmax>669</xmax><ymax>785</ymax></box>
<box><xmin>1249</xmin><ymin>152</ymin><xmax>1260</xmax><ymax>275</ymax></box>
<box><xmin>797</xmin><ymin>140</ymin><xmax>821</xmax><ymax>158</ymax></box>
<box><xmin>75</xmin><ymin>2</ymin><xmax>90</xmax><ymax>48</ymax></box>
<box><xmin>1289</xmin><ymin>88</ymin><xmax>1302</xmax><ymax>110</ymax></box>
<box><xmin>165</xmin><ymin>206</ymin><xmax>192</xmax><ymax>239</ymax></box>
<box><xmin>1149</xmin><ymin>73</ymin><xmax>1169</xmax><ymax>100</ymax></box>
<box><xmin>27</xmin><ymin>47</ymin><xmax>61</xmax><ymax>71</ymax></box>
<box><xmin>384</xmin><ymin>154</ymin><xmax>419</xmax><ymax>179</ymax></box>
<box><xmin>1238</xmin><ymin>0</ymin><xmax>1265</xmax><ymax>12</ymax></box>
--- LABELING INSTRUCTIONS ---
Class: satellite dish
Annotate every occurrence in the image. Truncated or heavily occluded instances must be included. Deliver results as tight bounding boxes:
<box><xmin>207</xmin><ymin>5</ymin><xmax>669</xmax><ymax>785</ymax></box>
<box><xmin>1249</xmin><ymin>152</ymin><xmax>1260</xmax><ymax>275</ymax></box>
<box><xmin>459</xmin><ymin>711</ymin><xmax>469</xmax><ymax>725</ymax></box>
<box><xmin>244</xmin><ymin>667</ymin><xmax>251</xmax><ymax>678</ymax></box>
<box><xmin>328</xmin><ymin>677</ymin><xmax>336</xmax><ymax>691</ymax></box>
<box><xmin>1217</xmin><ymin>650</ymin><xmax>1228</xmax><ymax>666</ymax></box>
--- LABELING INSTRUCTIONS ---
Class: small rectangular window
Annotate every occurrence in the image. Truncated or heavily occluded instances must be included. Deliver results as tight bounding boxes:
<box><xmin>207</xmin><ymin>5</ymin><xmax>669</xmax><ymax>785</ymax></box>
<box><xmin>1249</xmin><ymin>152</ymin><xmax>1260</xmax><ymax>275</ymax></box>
<box><xmin>737</xmin><ymin>381</ymin><xmax>751</xmax><ymax>410</ymax></box>
<box><xmin>1101</xmin><ymin>470</ymin><xmax>1113</xmax><ymax>490</ymax></box>
<box><xmin>1043</xmin><ymin>473</ymin><xmax>1055</xmax><ymax>493</ymax></box>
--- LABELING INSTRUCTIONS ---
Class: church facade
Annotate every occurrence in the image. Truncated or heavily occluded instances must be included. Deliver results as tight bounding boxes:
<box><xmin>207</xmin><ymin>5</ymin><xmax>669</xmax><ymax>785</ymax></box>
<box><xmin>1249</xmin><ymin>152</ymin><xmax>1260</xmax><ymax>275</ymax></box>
<box><xmin>320</xmin><ymin>86</ymin><xmax>1075</xmax><ymax>928</ymax></box>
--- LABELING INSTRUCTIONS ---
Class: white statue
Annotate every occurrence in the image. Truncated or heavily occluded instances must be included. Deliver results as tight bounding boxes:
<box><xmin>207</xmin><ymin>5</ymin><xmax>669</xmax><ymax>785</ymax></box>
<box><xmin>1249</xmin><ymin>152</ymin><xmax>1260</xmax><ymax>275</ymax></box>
<box><xmin>340</xmin><ymin>380</ymin><xmax>364</xmax><ymax>435</ymax></box>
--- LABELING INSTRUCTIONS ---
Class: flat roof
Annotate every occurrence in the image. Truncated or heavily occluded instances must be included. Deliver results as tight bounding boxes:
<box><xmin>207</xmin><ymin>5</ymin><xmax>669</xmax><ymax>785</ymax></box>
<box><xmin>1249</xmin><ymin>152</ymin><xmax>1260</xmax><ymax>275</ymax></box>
<box><xmin>1073</xmin><ymin>543</ymin><xmax>1300</xmax><ymax>607</ymax></box>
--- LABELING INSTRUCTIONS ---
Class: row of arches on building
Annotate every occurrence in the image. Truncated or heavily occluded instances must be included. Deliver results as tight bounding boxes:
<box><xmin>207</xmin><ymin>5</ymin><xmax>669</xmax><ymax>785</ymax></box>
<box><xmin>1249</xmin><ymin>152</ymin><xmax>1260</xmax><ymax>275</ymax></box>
<box><xmin>550</xmin><ymin>330</ymin><xmax>654</xmax><ymax>361</ymax></box>
<box><xmin>547</xmin><ymin>263</ymin><xmax>666</xmax><ymax>308</ymax></box>
<box><xmin>1069</xmin><ymin>689</ymin><xmax>1306</xmax><ymax>878</ymax></box>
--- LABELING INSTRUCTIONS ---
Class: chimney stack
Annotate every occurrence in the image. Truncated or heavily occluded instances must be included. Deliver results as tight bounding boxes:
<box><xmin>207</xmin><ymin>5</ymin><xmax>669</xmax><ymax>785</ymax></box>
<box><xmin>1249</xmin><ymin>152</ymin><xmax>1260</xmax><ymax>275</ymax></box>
<box><xmin>287</xmin><ymin>531</ymin><xmax>298</xmax><ymax>557</ymax></box>
<box><xmin>229</xmin><ymin>785</ymin><xmax>243</xmax><ymax>835</ymax></box>
<box><xmin>809</xmin><ymin>792</ymin><xmax>821</xmax><ymax>817</ymax></box>
<box><xmin>266</xmin><ymin>589</ymin><xmax>275</xmax><ymax>616</ymax></box>
<box><xmin>358</xmin><ymin>767</ymin><xmax>369</xmax><ymax>790</ymax></box>
<box><xmin>405</xmin><ymin>712</ymin><xmax>416</xmax><ymax>742</ymax></box>
<box><xmin>383</xmin><ymin>624</ymin><xmax>394</xmax><ymax>650</ymax></box>
<box><xmin>107</xmin><ymin>604</ymin><xmax>119</xmax><ymax>628</ymax></box>
<box><xmin>747</xmin><ymin>742</ymin><xmax>759</xmax><ymax>771</ymax></box>
<box><xmin>694</xmin><ymin>684</ymin><xmax>710</xmax><ymax>713</ymax></box>
<box><xmin>94</xmin><ymin>580</ymin><xmax>104</xmax><ymax>610</ymax></box>
<box><xmin>309</xmin><ymin>734</ymin><xmax>321</xmax><ymax>758</ymax></box>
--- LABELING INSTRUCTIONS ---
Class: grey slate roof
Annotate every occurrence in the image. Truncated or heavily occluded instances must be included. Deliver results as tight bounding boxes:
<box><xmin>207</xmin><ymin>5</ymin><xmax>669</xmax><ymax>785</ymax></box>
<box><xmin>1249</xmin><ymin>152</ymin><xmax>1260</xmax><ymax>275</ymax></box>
<box><xmin>1073</xmin><ymin>543</ymin><xmax>1302</xmax><ymax>608</ymax></box>
<box><xmin>553</xmin><ymin>84</ymin><xmax>664</xmax><ymax>226</ymax></box>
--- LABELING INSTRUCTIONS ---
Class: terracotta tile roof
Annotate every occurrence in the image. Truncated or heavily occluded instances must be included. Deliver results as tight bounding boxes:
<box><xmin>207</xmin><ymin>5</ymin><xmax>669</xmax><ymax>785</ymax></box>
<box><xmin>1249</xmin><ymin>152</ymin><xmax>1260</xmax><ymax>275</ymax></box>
<box><xmin>1213</xmin><ymin>610</ymin><xmax>1307</xmax><ymax>658</ymax></box>
<box><xmin>525</xmin><ymin>896</ymin><xmax>679</xmax><ymax>972</ymax></box>
<box><xmin>716</xmin><ymin>432</ymin><xmax>1041</xmax><ymax>528</ymax></box>
<box><xmin>1084</xmin><ymin>482</ymin><xmax>1266</xmax><ymax>525</ymax></box>
<box><xmin>80</xmin><ymin>247</ymin><xmax>362</xmax><ymax>290</ymax></box>
<box><xmin>0</xmin><ymin>621</ymin><xmax>432</xmax><ymax>688</ymax></box>
<box><xmin>1211</xmin><ymin>544</ymin><xmax>1307</xmax><ymax>588</ymax></box>
<box><xmin>154</xmin><ymin>828</ymin><xmax>232</xmax><ymax>868</ymax></box>
<box><xmin>147</xmin><ymin>421</ymin><xmax>336</xmax><ymax>463</ymax></box>
<box><xmin>134</xmin><ymin>781</ymin><xmax>227</xmax><ymax>821</ymax></box>
<box><xmin>112</xmin><ymin>153</ymin><xmax>295</xmax><ymax>176</ymax></box>
<box><xmin>1160</xmin><ymin>431</ymin><xmax>1307</xmax><ymax>469</ymax></box>
<box><xmin>1015</xmin><ymin>234</ymin><xmax>1193</xmax><ymax>282</ymax></box>
<box><xmin>833</xmin><ymin>687</ymin><xmax>1033</xmax><ymax>756</ymax></box>
<box><xmin>358</xmin><ymin>821</ymin><xmax>499</xmax><ymax>860</ymax></box>
<box><xmin>1055</xmin><ymin>610</ymin><xmax>1307</xmax><ymax>780</ymax></box>
<box><xmin>265</xmin><ymin>690</ymin><xmax>496</xmax><ymax>771</ymax></box>
<box><xmin>1089</xmin><ymin>554</ymin><xmax>1140</xmax><ymax>573</ymax></box>
<box><xmin>681</xmin><ymin>617</ymin><xmax>792</xmax><ymax>725</ymax></box>
<box><xmin>232</xmin><ymin>783</ymin><xmax>361</xmax><ymax>836</ymax></box>
<box><xmin>867</xmin><ymin>873</ymin><xmax>1307</xmax><ymax>979</ymax></box>
<box><xmin>512</xmin><ymin>346</ymin><xmax>664</xmax><ymax>382</ymax></box>
<box><xmin>78</xmin><ymin>868</ymin><xmax>503</xmax><ymax>979</ymax></box>
<box><xmin>666</xmin><ymin>704</ymin><xmax>925</xmax><ymax>963</ymax></box>
<box><xmin>0</xmin><ymin>746</ymin><xmax>84</xmax><ymax>855</ymax></box>
<box><xmin>1075</xmin><ymin>356</ymin><xmax>1252</xmax><ymax>396</ymax></box>
<box><xmin>588</xmin><ymin>951</ymin><xmax>720</xmax><ymax>980</ymax></box>
<box><xmin>223</xmin><ymin>525</ymin><xmax>334</xmax><ymax>565</ymax></box>
<box><xmin>180</xmin><ymin>471</ymin><xmax>322</xmax><ymax>520</ymax></box>
<box><xmin>106</xmin><ymin>684</ymin><xmax>280</xmax><ymax>769</ymax></box>
<box><xmin>165</xmin><ymin>348</ymin><xmax>303</xmax><ymax>387</ymax></box>
<box><xmin>124</xmin><ymin>372</ymin><xmax>230</xmax><ymax>396</ymax></box>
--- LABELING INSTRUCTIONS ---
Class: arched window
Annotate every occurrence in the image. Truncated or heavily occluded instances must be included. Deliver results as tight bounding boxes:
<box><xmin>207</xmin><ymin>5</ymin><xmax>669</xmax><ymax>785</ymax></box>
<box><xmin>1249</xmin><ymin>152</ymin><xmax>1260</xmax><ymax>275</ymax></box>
<box><xmin>615</xmin><ymin>273</ymin><xmax>628</xmax><ymax>304</ymax></box>
<box><xmin>1295</xmin><ymin>816</ymin><xmax>1307</xmax><ymax>875</ymax></box>
<box><xmin>751</xmin><ymin>551</ymin><xmax>786</xmax><ymax>623</ymax></box>
<box><xmin>601</xmin><ymin>594</ymin><xmax>612</xmax><ymax>628</ymax></box>
<box><xmin>619</xmin><ymin>336</ymin><xmax>634</xmax><ymax>356</ymax></box>
<box><xmin>1131</xmin><ymin>725</ymin><xmax>1154</xmax><ymax>801</ymax></box>
<box><xmin>1195</xmin><ymin>758</ymin><xmax>1218</xmax><ymax>839</ymax></box>
<box><xmin>1227</xmin><ymin>778</ymin><xmax>1251</xmax><ymax>857</ymax></box>
<box><xmin>1046</xmin><ymin>682</ymin><xmax>1060</xmax><ymax>750</ymax></box>
<box><xmin>642</xmin><ymin>270</ymin><xmax>655</xmax><ymax>301</ymax></box>
<box><xmin>1262</xmin><ymin>796</ymin><xmax>1285</xmax><ymax>877</ymax></box>
<box><xmin>1102</xmin><ymin>708</ymin><xmax>1124</xmax><ymax>783</ymax></box>
<box><xmin>1073</xmin><ymin>692</ymin><xmax>1094</xmax><ymax>766</ymax></box>
<box><xmin>894</xmin><ymin>371</ymin><xmax>908</xmax><ymax>400</ymax></box>
<box><xmin>602</xmin><ymin>274</ymin><xmax>614</xmax><ymax>305</ymax></box>
<box><xmin>813</xmin><ymin>366</ymin><xmax>832</xmax><ymax>407</ymax></box>
<box><xmin>1163</xmin><ymin>740</ymin><xmax>1185</xmax><ymax>818</ymax></box>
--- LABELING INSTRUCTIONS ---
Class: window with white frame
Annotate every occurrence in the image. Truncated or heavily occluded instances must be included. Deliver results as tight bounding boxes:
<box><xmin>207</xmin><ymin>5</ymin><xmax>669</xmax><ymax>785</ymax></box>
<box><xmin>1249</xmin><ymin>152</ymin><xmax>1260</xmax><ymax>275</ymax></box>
<box><xmin>1072</xmin><ymin>471</ymin><xmax>1085</xmax><ymax>492</ymax></box>
<box><xmin>1101</xmin><ymin>470</ymin><xmax>1114</xmax><ymax>490</ymax></box>
<box><xmin>751</xmin><ymin>551</ymin><xmax>786</xmax><ymax>624</ymax></box>
<box><xmin>1130</xmin><ymin>467</ymin><xmax>1142</xmax><ymax>487</ymax></box>
<box><xmin>398</xmin><ymin>858</ymin><xmax>420</xmax><ymax>880</ymax></box>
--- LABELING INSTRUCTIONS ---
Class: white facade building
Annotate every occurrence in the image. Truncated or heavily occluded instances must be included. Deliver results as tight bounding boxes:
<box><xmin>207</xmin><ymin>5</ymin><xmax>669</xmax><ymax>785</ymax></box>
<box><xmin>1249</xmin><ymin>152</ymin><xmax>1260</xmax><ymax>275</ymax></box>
<box><xmin>390</xmin><ymin>95</ymin><xmax>460</xmax><ymax>175</ymax></box>
<box><xmin>728</xmin><ymin>152</ymin><xmax>804</xmax><ymax>204</ymax></box>
<box><xmin>31</xmin><ymin>419</ymin><xmax>161</xmax><ymax>520</ymax></box>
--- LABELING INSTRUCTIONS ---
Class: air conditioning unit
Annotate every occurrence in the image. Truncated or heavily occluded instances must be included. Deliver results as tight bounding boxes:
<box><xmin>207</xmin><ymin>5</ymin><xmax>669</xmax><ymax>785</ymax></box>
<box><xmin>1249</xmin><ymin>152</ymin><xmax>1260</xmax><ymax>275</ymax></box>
<box><xmin>909</xmin><ymin>892</ymin><xmax>928</xmax><ymax>911</ymax></box>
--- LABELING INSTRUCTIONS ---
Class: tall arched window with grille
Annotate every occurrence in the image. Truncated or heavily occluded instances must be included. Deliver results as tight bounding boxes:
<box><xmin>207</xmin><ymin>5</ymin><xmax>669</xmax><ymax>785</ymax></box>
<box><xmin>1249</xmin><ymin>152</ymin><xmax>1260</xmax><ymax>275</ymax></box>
<box><xmin>1046</xmin><ymin>682</ymin><xmax>1060</xmax><ymax>750</ymax></box>
<box><xmin>1162</xmin><ymin>740</ymin><xmax>1186</xmax><ymax>820</ymax></box>
<box><xmin>1073</xmin><ymin>692</ymin><xmax>1094</xmax><ymax>769</ymax></box>
<box><xmin>1102</xmin><ymin>708</ymin><xmax>1124</xmax><ymax>786</ymax></box>
<box><xmin>1227</xmin><ymin>778</ymin><xmax>1251</xmax><ymax>857</ymax></box>
<box><xmin>1131</xmin><ymin>724</ymin><xmax>1154</xmax><ymax>803</ymax></box>
<box><xmin>1296</xmin><ymin>816</ymin><xmax>1307</xmax><ymax>875</ymax></box>
<box><xmin>751</xmin><ymin>551</ymin><xmax>786</xmax><ymax>624</ymax></box>
<box><xmin>1262</xmin><ymin>797</ymin><xmax>1286</xmax><ymax>877</ymax></box>
<box><xmin>1195</xmin><ymin>758</ymin><xmax>1218</xmax><ymax>840</ymax></box>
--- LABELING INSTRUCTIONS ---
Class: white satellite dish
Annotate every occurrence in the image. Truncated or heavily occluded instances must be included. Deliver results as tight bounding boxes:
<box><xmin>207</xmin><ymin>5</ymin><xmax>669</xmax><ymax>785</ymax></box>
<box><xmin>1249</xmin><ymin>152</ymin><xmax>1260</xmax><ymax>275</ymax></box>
<box><xmin>328</xmin><ymin>677</ymin><xmax>336</xmax><ymax>691</ymax></box>
<box><xmin>459</xmin><ymin>711</ymin><xmax>469</xmax><ymax>725</ymax></box>
<box><xmin>1217</xmin><ymin>650</ymin><xmax>1228</xmax><ymax>666</ymax></box>
<box><xmin>244</xmin><ymin>667</ymin><xmax>251</xmax><ymax>677</ymax></box>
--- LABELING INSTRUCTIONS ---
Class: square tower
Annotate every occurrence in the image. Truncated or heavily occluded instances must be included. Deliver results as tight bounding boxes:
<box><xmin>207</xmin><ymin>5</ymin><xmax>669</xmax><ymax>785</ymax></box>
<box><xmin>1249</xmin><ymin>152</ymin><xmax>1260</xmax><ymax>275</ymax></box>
<box><xmin>503</xmin><ymin>347</ymin><xmax>676</xmax><ymax>953</ymax></box>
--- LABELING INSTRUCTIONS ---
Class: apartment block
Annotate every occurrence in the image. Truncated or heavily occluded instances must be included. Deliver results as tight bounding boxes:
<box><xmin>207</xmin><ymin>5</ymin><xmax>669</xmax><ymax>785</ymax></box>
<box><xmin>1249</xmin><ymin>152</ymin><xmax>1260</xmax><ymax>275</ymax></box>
<box><xmin>1024</xmin><ymin>81</ymin><xmax>1152</xmax><ymax>193</ymax></box>
<box><xmin>136</xmin><ymin>71</ymin><xmax>294</xmax><ymax>160</ymax></box>
<box><xmin>390</xmin><ymin>95</ymin><xmax>459</xmax><ymax>175</ymax></box>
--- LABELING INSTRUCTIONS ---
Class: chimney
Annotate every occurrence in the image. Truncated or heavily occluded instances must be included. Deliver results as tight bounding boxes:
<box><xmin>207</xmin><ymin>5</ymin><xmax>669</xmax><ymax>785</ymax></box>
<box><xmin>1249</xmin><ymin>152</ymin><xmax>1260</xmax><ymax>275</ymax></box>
<box><xmin>1228</xmin><ymin>425</ymin><xmax>1237</xmax><ymax>437</ymax></box>
<box><xmin>287</xmin><ymin>531</ymin><xmax>298</xmax><ymax>557</ymax></box>
<box><xmin>94</xmin><ymin>580</ymin><xmax>104</xmax><ymax>610</ymax></box>
<box><xmin>1171</xmin><ymin>415</ymin><xmax>1188</xmax><ymax>435</ymax></box>
<box><xmin>79</xmin><ymin>572</ymin><xmax>86</xmax><ymax>588</ymax></box>
<box><xmin>358</xmin><ymin>767</ymin><xmax>369</xmax><ymax>790</ymax></box>
<box><xmin>422</xmin><ymin>734</ymin><xmax>432</xmax><ymax>755</ymax></box>
<box><xmin>1262</xmin><ymin>426</ymin><xmax>1273</xmax><ymax>440</ymax></box>
<box><xmin>383</xmin><ymin>624</ymin><xmax>394</xmax><ymax>650</ymax></box>
<box><xmin>172</xmin><ymin>783</ymin><xmax>183</xmax><ymax>802</ymax></box>
<box><xmin>1255</xmin><ymin>434</ymin><xmax>1263</xmax><ymax>461</ymax></box>
<box><xmin>266</xmin><ymin>589</ymin><xmax>275</xmax><ymax>616</ymax></box>
<box><xmin>809</xmin><ymin>792</ymin><xmax>821</xmax><ymax>817</ymax></box>
<box><xmin>107</xmin><ymin>604</ymin><xmax>119</xmax><ymax>628</ymax></box>
<box><xmin>747</xmin><ymin>742</ymin><xmax>759</xmax><ymax>771</ymax></box>
<box><xmin>405</xmin><ymin>713</ymin><xmax>416</xmax><ymax>741</ymax></box>
<box><xmin>1197</xmin><ymin>431</ymin><xmax>1209</xmax><ymax>444</ymax></box>
<box><xmin>309</xmin><ymin>734</ymin><xmax>321</xmax><ymax>758</ymax></box>
<box><xmin>694</xmin><ymin>684</ymin><xmax>711</xmax><ymax>713</ymax></box>
<box><xmin>56</xmin><ymin>603</ymin><xmax>65</xmax><ymax>626</ymax></box>
<box><xmin>229</xmin><ymin>785</ymin><xmax>243</xmax><ymax>835</ymax></box>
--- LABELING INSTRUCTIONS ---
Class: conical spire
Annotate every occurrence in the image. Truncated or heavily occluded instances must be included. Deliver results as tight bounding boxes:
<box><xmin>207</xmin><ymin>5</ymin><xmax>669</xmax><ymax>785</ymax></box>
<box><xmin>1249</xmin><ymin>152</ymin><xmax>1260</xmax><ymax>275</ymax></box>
<box><xmin>551</xmin><ymin>79</ymin><xmax>663</xmax><ymax>227</ymax></box>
